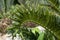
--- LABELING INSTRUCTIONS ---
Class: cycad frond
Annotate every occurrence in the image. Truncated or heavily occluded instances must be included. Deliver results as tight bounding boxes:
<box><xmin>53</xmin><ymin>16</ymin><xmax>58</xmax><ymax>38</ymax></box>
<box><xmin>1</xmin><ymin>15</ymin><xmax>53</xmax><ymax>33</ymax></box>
<box><xmin>0</xmin><ymin>0</ymin><xmax>58</xmax><ymax>40</ymax></box>
<box><xmin>8</xmin><ymin>3</ymin><xmax>60</xmax><ymax>39</ymax></box>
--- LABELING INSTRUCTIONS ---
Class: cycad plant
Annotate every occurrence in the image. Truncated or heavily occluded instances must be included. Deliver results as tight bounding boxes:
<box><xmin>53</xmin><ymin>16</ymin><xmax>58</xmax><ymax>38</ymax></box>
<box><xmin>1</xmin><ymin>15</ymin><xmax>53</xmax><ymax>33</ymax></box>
<box><xmin>0</xmin><ymin>0</ymin><xmax>60</xmax><ymax>40</ymax></box>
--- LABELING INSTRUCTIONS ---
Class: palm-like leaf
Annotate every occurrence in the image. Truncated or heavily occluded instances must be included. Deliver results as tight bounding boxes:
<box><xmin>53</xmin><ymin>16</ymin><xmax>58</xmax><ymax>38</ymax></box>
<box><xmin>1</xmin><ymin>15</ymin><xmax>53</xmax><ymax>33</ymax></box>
<box><xmin>0</xmin><ymin>0</ymin><xmax>60</xmax><ymax>40</ymax></box>
<box><xmin>8</xmin><ymin>0</ymin><xmax>60</xmax><ymax>39</ymax></box>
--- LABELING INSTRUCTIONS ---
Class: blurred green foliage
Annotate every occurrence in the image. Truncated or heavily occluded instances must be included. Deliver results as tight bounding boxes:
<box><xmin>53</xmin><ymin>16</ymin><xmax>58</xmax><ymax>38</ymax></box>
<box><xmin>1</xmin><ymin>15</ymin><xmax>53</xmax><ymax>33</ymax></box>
<box><xmin>0</xmin><ymin>0</ymin><xmax>60</xmax><ymax>40</ymax></box>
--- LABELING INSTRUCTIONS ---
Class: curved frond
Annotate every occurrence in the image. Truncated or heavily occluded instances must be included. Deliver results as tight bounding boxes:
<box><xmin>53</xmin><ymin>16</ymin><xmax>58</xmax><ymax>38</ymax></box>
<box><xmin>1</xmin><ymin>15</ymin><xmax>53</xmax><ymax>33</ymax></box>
<box><xmin>4</xmin><ymin>0</ymin><xmax>60</xmax><ymax>40</ymax></box>
<box><xmin>8</xmin><ymin>3</ymin><xmax>60</xmax><ymax>39</ymax></box>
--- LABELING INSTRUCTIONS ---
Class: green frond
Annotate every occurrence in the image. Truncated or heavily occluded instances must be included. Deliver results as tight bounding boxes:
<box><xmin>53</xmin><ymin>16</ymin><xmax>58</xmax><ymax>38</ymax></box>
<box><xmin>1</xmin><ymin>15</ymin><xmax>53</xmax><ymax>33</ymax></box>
<box><xmin>8</xmin><ymin>3</ymin><xmax>60</xmax><ymax>39</ymax></box>
<box><xmin>0</xmin><ymin>0</ymin><xmax>59</xmax><ymax>40</ymax></box>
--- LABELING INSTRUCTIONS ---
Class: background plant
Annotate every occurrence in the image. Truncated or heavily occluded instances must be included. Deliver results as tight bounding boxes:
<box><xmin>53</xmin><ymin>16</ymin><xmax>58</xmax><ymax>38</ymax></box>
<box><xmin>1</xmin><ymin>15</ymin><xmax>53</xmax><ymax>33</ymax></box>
<box><xmin>0</xmin><ymin>0</ymin><xmax>60</xmax><ymax>40</ymax></box>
